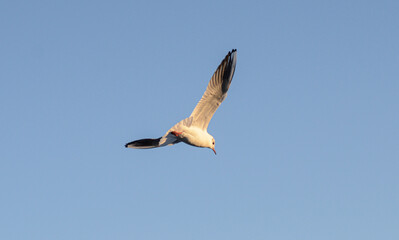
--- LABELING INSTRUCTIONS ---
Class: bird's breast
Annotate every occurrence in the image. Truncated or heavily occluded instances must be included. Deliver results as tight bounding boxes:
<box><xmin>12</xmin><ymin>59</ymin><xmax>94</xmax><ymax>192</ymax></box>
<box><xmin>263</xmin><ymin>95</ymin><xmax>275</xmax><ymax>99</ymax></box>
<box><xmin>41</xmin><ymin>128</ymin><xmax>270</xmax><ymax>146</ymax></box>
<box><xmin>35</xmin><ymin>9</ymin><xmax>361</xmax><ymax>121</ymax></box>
<box><xmin>180</xmin><ymin>128</ymin><xmax>209</xmax><ymax>148</ymax></box>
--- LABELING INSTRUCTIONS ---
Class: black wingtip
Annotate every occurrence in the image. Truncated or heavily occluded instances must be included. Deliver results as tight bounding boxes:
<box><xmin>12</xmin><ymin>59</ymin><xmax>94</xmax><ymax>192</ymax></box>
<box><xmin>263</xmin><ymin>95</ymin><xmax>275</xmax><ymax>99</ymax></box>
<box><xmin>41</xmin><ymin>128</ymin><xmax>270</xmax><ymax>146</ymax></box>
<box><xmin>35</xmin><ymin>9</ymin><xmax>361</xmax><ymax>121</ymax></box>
<box><xmin>125</xmin><ymin>137</ymin><xmax>162</xmax><ymax>149</ymax></box>
<box><xmin>227</xmin><ymin>49</ymin><xmax>237</xmax><ymax>59</ymax></box>
<box><xmin>125</xmin><ymin>140</ymin><xmax>137</xmax><ymax>148</ymax></box>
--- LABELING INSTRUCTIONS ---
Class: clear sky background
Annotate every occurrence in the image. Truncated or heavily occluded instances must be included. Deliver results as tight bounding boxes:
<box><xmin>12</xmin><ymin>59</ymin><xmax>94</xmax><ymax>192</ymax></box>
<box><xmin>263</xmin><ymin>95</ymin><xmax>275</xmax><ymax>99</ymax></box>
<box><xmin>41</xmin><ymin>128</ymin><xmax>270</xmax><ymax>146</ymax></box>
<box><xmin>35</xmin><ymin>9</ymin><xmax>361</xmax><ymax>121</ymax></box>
<box><xmin>1</xmin><ymin>0</ymin><xmax>398</xmax><ymax>239</ymax></box>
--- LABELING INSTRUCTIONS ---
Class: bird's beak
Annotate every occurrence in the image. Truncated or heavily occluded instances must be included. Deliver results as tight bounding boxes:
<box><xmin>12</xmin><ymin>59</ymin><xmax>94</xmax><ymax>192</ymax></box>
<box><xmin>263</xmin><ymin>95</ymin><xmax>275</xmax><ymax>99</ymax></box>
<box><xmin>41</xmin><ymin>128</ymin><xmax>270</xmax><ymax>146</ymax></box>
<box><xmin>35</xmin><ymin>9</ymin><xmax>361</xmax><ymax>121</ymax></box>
<box><xmin>212</xmin><ymin>148</ymin><xmax>217</xmax><ymax>155</ymax></box>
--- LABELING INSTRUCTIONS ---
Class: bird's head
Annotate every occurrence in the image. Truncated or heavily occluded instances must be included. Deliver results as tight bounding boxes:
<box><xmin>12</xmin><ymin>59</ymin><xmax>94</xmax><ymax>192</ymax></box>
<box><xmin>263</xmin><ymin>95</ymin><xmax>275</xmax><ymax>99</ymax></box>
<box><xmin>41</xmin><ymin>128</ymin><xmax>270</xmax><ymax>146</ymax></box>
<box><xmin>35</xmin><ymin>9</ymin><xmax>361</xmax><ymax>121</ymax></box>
<box><xmin>209</xmin><ymin>137</ymin><xmax>216</xmax><ymax>155</ymax></box>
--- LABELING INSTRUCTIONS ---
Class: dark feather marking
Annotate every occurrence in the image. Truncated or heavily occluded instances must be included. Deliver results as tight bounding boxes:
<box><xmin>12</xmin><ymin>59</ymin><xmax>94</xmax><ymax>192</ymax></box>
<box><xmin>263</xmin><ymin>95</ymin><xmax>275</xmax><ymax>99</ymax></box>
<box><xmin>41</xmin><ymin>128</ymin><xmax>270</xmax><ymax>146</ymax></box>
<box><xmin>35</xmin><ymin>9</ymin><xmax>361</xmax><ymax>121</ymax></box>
<box><xmin>125</xmin><ymin>137</ymin><xmax>161</xmax><ymax>148</ymax></box>
<box><xmin>222</xmin><ymin>49</ymin><xmax>236</xmax><ymax>93</ymax></box>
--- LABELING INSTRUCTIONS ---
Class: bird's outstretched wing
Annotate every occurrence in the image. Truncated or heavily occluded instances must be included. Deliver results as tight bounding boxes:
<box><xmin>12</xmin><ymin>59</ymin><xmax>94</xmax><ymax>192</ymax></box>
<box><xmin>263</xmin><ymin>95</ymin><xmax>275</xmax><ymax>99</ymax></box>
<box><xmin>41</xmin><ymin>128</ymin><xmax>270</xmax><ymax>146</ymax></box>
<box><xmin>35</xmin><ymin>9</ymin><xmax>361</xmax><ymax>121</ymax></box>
<box><xmin>190</xmin><ymin>49</ymin><xmax>237</xmax><ymax>130</ymax></box>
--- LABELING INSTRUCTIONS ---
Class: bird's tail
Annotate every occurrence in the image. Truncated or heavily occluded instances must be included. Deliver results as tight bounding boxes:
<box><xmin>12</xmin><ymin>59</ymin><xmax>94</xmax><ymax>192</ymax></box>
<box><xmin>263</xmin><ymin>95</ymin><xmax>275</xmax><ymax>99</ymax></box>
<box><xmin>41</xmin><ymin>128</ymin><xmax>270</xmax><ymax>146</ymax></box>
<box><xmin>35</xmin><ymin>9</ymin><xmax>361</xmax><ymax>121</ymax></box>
<box><xmin>125</xmin><ymin>137</ymin><xmax>162</xmax><ymax>149</ymax></box>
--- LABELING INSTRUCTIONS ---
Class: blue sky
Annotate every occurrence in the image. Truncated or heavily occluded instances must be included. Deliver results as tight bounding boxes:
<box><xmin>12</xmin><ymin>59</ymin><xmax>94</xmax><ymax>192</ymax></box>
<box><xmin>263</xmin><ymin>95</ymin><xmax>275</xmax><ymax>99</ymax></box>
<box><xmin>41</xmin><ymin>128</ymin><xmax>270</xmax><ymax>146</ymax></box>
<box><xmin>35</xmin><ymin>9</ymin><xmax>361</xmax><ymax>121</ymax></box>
<box><xmin>1</xmin><ymin>0</ymin><xmax>398</xmax><ymax>239</ymax></box>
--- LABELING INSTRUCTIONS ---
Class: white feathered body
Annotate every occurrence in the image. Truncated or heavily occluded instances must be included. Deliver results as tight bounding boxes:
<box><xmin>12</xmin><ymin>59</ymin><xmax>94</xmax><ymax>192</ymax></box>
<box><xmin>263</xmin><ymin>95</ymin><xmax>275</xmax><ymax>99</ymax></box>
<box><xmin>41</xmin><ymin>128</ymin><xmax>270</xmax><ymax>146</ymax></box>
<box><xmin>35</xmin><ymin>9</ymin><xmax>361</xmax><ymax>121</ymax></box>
<box><xmin>166</xmin><ymin>117</ymin><xmax>212</xmax><ymax>148</ymax></box>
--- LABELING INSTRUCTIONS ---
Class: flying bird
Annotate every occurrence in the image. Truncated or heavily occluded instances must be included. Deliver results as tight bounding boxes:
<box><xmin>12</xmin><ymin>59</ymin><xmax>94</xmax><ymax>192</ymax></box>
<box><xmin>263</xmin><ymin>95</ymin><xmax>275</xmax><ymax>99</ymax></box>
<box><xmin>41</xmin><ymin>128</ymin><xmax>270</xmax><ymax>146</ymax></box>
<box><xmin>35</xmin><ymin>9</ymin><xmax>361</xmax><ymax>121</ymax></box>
<box><xmin>125</xmin><ymin>49</ymin><xmax>237</xmax><ymax>154</ymax></box>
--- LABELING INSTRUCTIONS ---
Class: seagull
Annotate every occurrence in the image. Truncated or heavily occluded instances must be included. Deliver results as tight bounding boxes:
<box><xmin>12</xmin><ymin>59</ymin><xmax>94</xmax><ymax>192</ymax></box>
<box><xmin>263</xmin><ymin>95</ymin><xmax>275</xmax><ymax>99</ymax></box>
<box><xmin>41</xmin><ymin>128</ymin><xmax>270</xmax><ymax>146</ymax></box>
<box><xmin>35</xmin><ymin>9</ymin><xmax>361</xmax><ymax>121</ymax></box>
<box><xmin>125</xmin><ymin>49</ymin><xmax>237</xmax><ymax>154</ymax></box>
